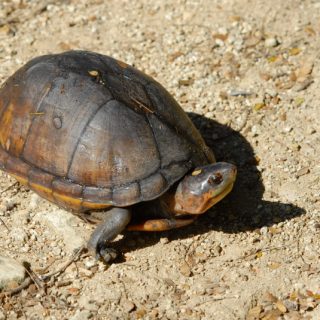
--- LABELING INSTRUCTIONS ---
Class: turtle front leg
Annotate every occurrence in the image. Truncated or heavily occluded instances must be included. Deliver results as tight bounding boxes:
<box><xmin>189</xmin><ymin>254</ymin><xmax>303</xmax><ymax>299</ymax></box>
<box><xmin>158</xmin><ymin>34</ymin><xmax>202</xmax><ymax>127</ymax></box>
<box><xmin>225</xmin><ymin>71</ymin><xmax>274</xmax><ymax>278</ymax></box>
<box><xmin>87</xmin><ymin>207</ymin><xmax>131</xmax><ymax>263</ymax></box>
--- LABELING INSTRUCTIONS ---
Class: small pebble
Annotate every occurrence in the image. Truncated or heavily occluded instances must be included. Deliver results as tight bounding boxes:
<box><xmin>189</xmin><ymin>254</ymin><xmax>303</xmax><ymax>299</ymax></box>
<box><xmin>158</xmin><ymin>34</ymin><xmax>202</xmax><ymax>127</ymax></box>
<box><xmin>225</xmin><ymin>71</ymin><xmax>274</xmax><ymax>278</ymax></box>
<box><xmin>179</xmin><ymin>262</ymin><xmax>192</xmax><ymax>277</ymax></box>
<box><xmin>265</xmin><ymin>37</ymin><xmax>279</xmax><ymax>47</ymax></box>
<box><xmin>84</xmin><ymin>258</ymin><xmax>97</xmax><ymax>269</ymax></box>
<box><xmin>160</xmin><ymin>237</ymin><xmax>169</xmax><ymax>244</ymax></box>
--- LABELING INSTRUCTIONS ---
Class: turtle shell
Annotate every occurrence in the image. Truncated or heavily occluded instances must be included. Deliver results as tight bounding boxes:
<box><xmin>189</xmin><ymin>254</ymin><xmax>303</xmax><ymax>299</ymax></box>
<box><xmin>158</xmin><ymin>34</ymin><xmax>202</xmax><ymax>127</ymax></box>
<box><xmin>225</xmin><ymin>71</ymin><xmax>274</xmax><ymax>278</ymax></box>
<box><xmin>0</xmin><ymin>51</ymin><xmax>214</xmax><ymax>211</ymax></box>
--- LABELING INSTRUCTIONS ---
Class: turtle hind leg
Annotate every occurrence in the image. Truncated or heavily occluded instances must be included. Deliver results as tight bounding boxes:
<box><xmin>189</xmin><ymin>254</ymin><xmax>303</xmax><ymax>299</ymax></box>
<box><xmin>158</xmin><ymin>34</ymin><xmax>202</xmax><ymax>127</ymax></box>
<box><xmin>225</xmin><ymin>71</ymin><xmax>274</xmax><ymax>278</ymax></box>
<box><xmin>127</xmin><ymin>217</ymin><xmax>196</xmax><ymax>231</ymax></box>
<box><xmin>87</xmin><ymin>207</ymin><xmax>131</xmax><ymax>263</ymax></box>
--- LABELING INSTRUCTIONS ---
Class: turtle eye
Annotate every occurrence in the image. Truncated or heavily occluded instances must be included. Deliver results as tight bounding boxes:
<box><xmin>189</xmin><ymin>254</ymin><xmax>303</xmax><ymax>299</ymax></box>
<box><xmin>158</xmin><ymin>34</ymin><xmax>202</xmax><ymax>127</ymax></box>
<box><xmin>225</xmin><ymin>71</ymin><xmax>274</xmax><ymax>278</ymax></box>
<box><xmin>208</xmin><ymin>173</ymin><xmax>223</xmax><ymax>185</ymax></box>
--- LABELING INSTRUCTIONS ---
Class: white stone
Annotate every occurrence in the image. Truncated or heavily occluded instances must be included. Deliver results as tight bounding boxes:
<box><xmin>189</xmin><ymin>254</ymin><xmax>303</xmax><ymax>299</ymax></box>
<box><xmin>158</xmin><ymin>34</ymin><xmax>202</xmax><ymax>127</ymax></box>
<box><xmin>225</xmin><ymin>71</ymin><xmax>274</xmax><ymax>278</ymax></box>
<box><xmin>9</xmin><ymin>228</ymin><xmax>28</xmax><ymax>243</ymax></box>
<box><xmin>265</xmin><ymin>37</ymin><xmax>279</xmax><ymax>47</ymax></box>
<box><xmin>0</xmin><ymin>255</ymin><xmax>25</xmax><ymax>289</ymax></box>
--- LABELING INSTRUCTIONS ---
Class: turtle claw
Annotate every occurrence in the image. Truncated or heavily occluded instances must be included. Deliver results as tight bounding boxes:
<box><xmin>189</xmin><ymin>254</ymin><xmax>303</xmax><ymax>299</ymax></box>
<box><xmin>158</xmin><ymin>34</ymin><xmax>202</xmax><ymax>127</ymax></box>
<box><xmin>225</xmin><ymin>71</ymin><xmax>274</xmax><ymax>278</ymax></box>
<box><xmin>97</xmin><ymin>247</ymin><xmax>118</xmax><ymax>263</ymax></box>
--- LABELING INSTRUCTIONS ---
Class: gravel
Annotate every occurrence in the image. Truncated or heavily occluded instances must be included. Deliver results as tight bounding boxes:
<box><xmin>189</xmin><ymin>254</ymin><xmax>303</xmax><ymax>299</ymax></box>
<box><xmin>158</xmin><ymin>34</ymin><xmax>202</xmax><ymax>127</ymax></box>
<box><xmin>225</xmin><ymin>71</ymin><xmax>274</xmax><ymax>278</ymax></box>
<box><xmin>0</xmin><ymin>0</ymin><xmax>319</xmax><ymax>319</ymax></box>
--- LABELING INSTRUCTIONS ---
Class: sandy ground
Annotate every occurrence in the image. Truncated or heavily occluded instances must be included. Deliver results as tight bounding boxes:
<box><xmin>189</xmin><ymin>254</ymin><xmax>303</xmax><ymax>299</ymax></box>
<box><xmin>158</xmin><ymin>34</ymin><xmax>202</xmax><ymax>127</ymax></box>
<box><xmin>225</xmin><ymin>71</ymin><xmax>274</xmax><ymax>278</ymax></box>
<box><xmin>0</xmin><ymin>0</ymin><xmax>319</xmax><ymax>319</ymax></box>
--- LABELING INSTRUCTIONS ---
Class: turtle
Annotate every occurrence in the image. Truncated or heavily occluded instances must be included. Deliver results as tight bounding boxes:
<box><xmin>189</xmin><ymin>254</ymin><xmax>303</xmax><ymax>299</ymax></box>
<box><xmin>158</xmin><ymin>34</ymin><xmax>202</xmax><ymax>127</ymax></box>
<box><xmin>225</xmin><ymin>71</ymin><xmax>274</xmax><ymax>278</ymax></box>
<box><xmin>0</xmin><ymin>51</ymin><xmax>236</xmax><ymax>262</ymax></box>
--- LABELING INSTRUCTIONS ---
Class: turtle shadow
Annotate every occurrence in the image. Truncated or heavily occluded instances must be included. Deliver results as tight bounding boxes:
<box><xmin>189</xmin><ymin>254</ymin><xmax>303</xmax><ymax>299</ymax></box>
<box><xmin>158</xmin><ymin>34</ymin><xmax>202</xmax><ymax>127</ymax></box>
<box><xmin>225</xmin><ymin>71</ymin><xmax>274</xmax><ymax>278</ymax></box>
<box><xmin>114</xmin><ymin>112</ymin><xmax>305</xmax><ymax>260</ymax></box>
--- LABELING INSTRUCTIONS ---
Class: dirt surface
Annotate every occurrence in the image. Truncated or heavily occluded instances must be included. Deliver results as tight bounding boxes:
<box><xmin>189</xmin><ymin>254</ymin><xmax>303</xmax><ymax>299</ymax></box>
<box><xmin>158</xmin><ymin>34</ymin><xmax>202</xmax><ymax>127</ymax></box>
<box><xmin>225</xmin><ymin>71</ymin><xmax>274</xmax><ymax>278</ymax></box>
<box><xmin>0</xmin><ymin>0</ymin><xmax>319</xmax><ymax>319</ymax></box>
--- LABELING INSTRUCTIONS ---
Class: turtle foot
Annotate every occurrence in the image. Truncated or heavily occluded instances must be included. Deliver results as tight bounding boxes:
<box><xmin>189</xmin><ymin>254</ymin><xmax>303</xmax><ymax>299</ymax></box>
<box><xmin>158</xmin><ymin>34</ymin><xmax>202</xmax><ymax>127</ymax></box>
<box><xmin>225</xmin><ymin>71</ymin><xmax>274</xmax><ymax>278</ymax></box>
<box><xmin>96</xmin><ymin>247</ymin><xmax>118</xmax><ymax>263</ymax></box>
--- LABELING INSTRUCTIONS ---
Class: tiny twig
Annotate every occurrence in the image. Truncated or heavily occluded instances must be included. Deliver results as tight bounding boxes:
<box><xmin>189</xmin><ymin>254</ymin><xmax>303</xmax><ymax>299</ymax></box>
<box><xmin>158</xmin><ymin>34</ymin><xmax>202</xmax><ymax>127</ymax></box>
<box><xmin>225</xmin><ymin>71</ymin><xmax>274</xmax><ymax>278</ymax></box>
<box><xmin>40</xmin><ymin>246</ymin><xmax>86</xmax><ymax>281</ymax></box>
<box><xmin>194</xmin><ymin>295</ymin><xmax>238</xmax><ymax>307</ymax></box>
<box><xmin>131</xmin><ymin>97</ymin><xmax>154</xmax><ymax>113</ymax></box>
<box><xmin>0</xmin><ymin>218</ymin><xmax>9</xmax><ymax>231</ymax></box>
<box><xmin>0</xmin><ymin>181</ymin><xmax>19</xmax><ymax>194</ymax></box>
<box><xmin>1</xmin><ymin>278</ymin><xmax>32</xmax><ymax>297</ymax></box>
<box><xmin>23</xmin><ymin>262</ymin><xmax>45</xmax><ymax>291</ymax></box>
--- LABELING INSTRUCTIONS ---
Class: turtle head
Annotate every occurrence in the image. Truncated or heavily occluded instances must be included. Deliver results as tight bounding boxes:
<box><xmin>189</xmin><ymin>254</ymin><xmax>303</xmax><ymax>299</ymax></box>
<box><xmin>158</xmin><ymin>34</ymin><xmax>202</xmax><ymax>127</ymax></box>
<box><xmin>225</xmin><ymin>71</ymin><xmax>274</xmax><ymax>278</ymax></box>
<box><xmin>172</xmin><ymin>162</ymin><xmax>237</xmax><ymax>215</ymax></box>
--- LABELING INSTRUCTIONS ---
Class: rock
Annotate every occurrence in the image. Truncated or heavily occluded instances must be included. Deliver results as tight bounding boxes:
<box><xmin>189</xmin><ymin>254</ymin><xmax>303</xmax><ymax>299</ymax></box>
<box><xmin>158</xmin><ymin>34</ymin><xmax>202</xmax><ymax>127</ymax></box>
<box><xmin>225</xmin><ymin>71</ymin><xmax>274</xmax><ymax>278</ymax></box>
<box><xmin>265</xmin><ymin>37</ymin><xmax>279</xmax><ymax>47</ymax></box>
<box><xmin>84</xmin><ymin>258</ymin><xmax>97</xmax><ymax>269</ymax></box>
<box><xmin>9</xmin><ymin>228</ymin><xmax>28</xmax><ymax>243</ymax></box>
<box><xmin>34</xmin><ymin>209</ymin><xmax>86</xmax><ymax>253</ymax></box>
<box><xmin>0</xmin><ymin>256</ymin><xmax>26</xmax><ymax>289</ymax></box>
<box><xmin>179</xmin><ymin>262</ymin><xmax>192</xmax><ymax>277</ymax></box>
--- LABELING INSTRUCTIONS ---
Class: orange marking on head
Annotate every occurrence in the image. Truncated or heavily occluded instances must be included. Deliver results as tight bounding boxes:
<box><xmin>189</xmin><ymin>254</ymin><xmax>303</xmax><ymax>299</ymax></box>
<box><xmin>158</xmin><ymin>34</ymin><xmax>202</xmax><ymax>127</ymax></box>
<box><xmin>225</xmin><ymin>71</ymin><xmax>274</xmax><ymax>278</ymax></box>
<box><xmin>191</xmin><ymin>169</ymin><xmax>202</xmax><ymax>176</ymax></box>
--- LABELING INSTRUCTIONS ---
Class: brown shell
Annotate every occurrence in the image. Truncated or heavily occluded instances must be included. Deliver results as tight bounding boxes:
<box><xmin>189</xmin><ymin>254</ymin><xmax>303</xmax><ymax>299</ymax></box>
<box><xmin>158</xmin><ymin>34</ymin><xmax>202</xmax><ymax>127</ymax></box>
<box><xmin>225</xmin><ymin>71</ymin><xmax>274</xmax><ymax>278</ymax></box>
<box><xmin>0</xmin><ymin>51</ymin><xmax>214</xmax><ymax>211</ymax></box>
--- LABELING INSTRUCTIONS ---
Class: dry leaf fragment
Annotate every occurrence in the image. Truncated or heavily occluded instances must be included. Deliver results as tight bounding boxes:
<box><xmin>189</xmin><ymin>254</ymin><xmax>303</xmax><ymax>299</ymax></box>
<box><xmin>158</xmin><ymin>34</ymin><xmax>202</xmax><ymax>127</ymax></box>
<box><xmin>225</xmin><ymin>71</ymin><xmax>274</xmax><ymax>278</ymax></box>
<box><xmin>294</xmin><ymin>97</ymin><xmax>304</xmax><ymax>106</ymax></box>
<box><xmin>263</xmin><ymin>292</ymin><xmax>278</xmax><ymax>303</ymax></box>
<box><xmin>296</xmin><ymin>61</ymin><xmax>314</xmax><ymax>81</ymax></box>
<box><xmin>0</xmin><ymin>24</ymin><xmax>13</xmax><ymax>35</ymax></box>
<box><xmin>289</xmin><ymin>47</ymin><xmax>301</xmax><ymax>56</ymax></box>
<box><xmin>168</xmin><ymin>51</ymin><xmax>183</xmax><ymax>62</ymax></box>
<box><xmin>68</xmin><ymin>287</ymin><xmax>80</xmax><ymax>295</ymax></box>
<box><xmin>305</xmin><ymin>26</ymin><xmax>316</xmax><ymax>36</ymax></box>
<box><xmin>59</xmin><ymin>42</ymin><xmax>73</xmax><ymax>51</ymax></box>
<box><xmin>275</xmin><ymin>300</ymin><xmax>287</xmax><ymax>313</ymax></box>
<box><xmin>279</xmin><ymin>112</ymin><xmax>287</xmax><ymax>121</ymax></box>
<box><xmin>290</xmin><ymin>71</ymin><xmax>297</xmax><ymax>82</ymax></box>
<box><xmin>178</xmin><ymin>79</ymin><xmax>194</xmax><ymax>86</ymax></box>
<box><xmin>296</xmin><ymin>167</ymin><xmax>310</xmax><ymax>177</ymax></box>
<box><xmin>229</xmin><ymin>15</ymin><xmax>241</xmax><ymax>22</ymax></box>
<box><xmin>306</xmin><ymin>290</ymin><xmax>320</xmax><ymax>300</ymax></box>
<box><xmin>253</xmin><ymin>103</ymin><xmax>265</xmax><ymax>111</ymax></box>
<box><xmin>268</xmin><ymin>227</ymin><xmax>280</xmax><ymax>234</ymax></box>
<box><xmin>212</xmin><ymin>33</ymin><xmax>228</xmax><ymax>41</ymax></box>
<box><xmin>289</xmin><ymin>291</ymin><xmax>298</xmax><ymax>301</ymax></box>
<box><xmin>259</xmin><ymin>72</ymin><xmax>271</xmax><ymax>81</ymax></box>
<box><xmin>136</xmin><ymin>308</ymin><xmax>147</xmax><ymax>318</ymax></box>
<box><xmin>267</xmin><ymin>55</ymin><xmax>280</xmax><ymax>63</ymax></box>
<box><xmin>306</xmin><ymin>289</ymin><xmax>314</xmax><ymax>297</ymax></box>
<box><xmin>295</xmin><ymin>77</ymin><xmax>314</xmax><ymax>91</ymax></box>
